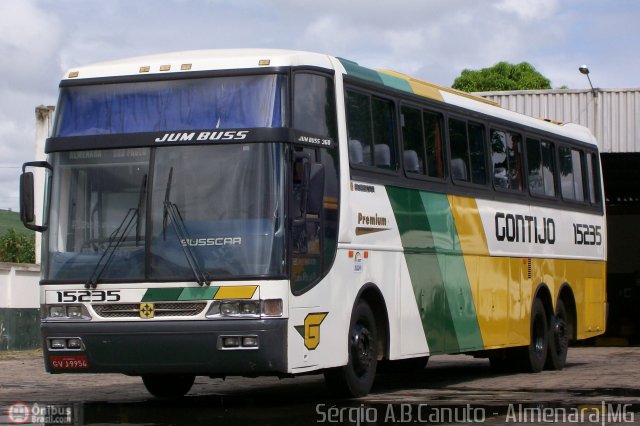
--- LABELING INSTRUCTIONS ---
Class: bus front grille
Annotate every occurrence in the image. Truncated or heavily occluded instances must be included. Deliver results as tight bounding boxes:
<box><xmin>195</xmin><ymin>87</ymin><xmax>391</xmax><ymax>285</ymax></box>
<box><xmin>93</xmin><ymin>302</ymin><xmax>207</xmax><ymax>318</ymax></box>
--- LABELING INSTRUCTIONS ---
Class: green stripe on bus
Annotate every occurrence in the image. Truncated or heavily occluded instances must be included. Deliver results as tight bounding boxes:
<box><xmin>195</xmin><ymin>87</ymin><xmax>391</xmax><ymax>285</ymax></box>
<box><xmin>141</xmin><ymin>288</ymin><xmax>184</xmax><ymax>302</ymax></box>
<box><xmin>337</xmin><ymin>57</ymin><xmax>385</xmax><ymax>85</ymax></box>
<box><xmin>386</xmin><ymin>186</ymin><xmax>459</xmax><ymax>354</ymax></box>
<box><xmin>178</xmin><ymin>287</ymin><xmax>219</xmax><ymax>301</ymax></box>
<box><xmin>419</xmin><ymin>192</ymin><xmax>484</xmax><ymax>351</ymax></box>
<box><xmin>378</xmin><ymin>73</ymin><xmax>413</xmax><ymax>93</ymax></box>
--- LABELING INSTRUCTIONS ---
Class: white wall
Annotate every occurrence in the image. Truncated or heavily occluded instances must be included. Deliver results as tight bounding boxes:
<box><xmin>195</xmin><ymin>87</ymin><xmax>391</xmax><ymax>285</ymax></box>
<box><xmin>0</xmin><ymin>263</ymin><xmax>40</xmax><ymax>309</ymax></box>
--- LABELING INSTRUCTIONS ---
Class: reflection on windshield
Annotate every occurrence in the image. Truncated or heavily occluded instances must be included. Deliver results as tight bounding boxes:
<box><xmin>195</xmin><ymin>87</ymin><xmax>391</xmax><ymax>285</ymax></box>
<box><xmin>44</xmin><ymin>145</ymin><xmax>285</xmax><ymax>282</ymax></box>
<box><xmin>150</xmin><ymin>144</ymin><xmax>284</xmax><ymax>280</ymax></box>
<box><xmin>46</xmin><ymin>149</ymin><xmax>149</xmax><ymax>281</ymax></box>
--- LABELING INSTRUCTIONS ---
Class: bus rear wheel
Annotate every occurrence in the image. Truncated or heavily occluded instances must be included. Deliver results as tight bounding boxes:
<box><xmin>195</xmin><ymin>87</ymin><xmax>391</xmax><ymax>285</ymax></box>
<box><xmin>517</xmin><ymin>298</ymin><xmax>549</xmax><ymax>373</ymax></box>
<box><xmin>142</xmin><ymin>374</ymin><xmax>195</xmax><ymax>398</ymax></box>
<box><xmin>546</xmin><ymin>299</ymin><xmax>570</xmax><ymax>370</ymax></box>
<box><xmin>324</xmin><ymin>301</ymin><xmax>378</xmax><ymax>397</ymax></box>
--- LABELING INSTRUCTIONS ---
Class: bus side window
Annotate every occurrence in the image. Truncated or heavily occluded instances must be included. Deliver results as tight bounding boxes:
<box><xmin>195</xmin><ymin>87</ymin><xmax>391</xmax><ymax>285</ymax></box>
<box><xmin>468</xmin><ymin>123</ymin><xmax>486</xmax><ymax>184</ymax></box>
<box><xmin>586</xmin><ymin>152</ymin><xmax>601</xmax><ymax>205</ymax></box>
<box><xmin>541</xmin><ymin>141</ymin><xmax>556</xmax><ymax>197</ymax></box>
<box><xmin>559</xmin><ymin>146</ymin><xmax>585</xmax><ymax>202</ymax></box>
<box><xmin>527</xmin><ymin>138</ymin><xmax>556</xmax><ymax>197</ymax></box>
<box><xmin>449</xmin><ymin>119</ymin><xmax>486</xmax><ymax>184</ymax></box>
<box><xmin>491</xmin><ymin>129</ymin><xmax>523</xmax><ymax>191</ymax></box>
<box><xmin>346</xmin><ymin>91</ymin><xmax>373</xmax><ymax>167</ymax></box>
<box><xmin>401</xmin><ymin>106</ymin><xmax>425</xmax><ymax>175</ymax></box>
<box><xmin>371</xmin><ymin>97</ymin><xmax>397</xmax><ymax>170</ymax></box>
<box><xmin>401</xmin><ymin>107</ymin><xmax>445</xmax><ymax>179</ymax></box>
<box><xmin>449</xmin><ymin>119</ymin><xmax>470</xmax><ymax>181</ymax></box>
<box><xmin>424</xmin><ymin>111</ymin><xmax>445</xmax><ymax>178</ymax></box>
<box><xmin>346</xmin><ymin>89</ymin><xmax>397</xmax><ymax>171</ymax></box>
<box><xmin>293</xmin><ymin>73</ymin><xmax>337</xmax><ymax>141</ymax></box>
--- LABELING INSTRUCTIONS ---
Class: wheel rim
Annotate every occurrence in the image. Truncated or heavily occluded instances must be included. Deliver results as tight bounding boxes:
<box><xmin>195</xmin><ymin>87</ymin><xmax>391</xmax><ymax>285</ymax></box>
<box><xmin>350</xmin><ymin>323</ymin><xmax>373</xmax><ymax>377</ymax></box>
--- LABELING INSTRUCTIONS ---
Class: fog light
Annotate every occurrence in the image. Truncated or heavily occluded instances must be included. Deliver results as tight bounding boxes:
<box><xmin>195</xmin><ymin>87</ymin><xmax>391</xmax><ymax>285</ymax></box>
<box><xmin>220</xmin><ymin>302</ymin><xmax>239</xmax><ymax>316</ymax></box>
<box><xmin>242</xmin><ymin>336</ymin><xmax>259</xmax><ymax>347</ymax></box>
<box><xmin>262</xmin><ymin>299</ymin><xmax>283</xmax><ymax>317</ymax></box>
<box><xmin>66</xmin><ymin>338</ymin><xmax>82</xmax><ymax>349</ymax></box>
<box><xmin>222</xmin><ymin>336</ymin><xmax>240</xmax><ymax>347</ymax></box>
<box><xmin>49</xmin><ymin>306</ymin><xmax>66</xmax><ymax>318</ymax></box>
<box><xmin>67</xmin><ymin>306</ymin><xmax>83</xmax><ymax>319</ymax></box>
<box><xmin>50</xmin><ymin>339</ymin><xmax>66</xmax><ymax>349</ymax></box>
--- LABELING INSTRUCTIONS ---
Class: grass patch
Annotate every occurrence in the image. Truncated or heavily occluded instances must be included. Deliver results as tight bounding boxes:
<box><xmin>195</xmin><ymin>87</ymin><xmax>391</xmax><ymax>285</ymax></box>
<box><xmin>0</xmin><ymin>209</ymin><xmax>32</xmax><ymax>238</ymax></box>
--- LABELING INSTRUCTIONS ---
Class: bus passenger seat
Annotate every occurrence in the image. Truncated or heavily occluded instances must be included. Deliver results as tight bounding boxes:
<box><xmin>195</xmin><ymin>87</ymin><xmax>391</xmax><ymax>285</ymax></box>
<box><xmin>374</xmin><ymin>144</ymin><xmax>391</xmax><ymax>168</ymax></box>
<box><xmin>349</xmin><ymin>139</ymin><xmax>364</xmax><ymax>165</ymax></box>
<box><xmin>404</xmin><ymin>150</ymin><xmax>421</xmax><ymax>173</ymax></box>
<box><xmin>451</xmin><ymin>158</ymin><xmax>468</xmax><ymax>181</ymax></box>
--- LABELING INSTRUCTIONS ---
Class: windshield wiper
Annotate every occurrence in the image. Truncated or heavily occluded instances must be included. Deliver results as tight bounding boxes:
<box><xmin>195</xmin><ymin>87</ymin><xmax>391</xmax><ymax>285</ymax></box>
<box><xmin>162</xmin><ymin>167</ymin><xmax>210</xmax><ymax>286</ymax></box>
<box><xmin>85</xmin><ymin>208</ymin><xmax>139</xmax><ymax>289</ymax></box>
<box><xmin>85</xmin><ymin>174</ymin><xmax>147</xmax><ymax>289</ymax></box>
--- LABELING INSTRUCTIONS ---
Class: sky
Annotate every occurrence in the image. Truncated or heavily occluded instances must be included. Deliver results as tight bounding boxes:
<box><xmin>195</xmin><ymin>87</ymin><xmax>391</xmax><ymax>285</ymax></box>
<box><xmin>0</xmin><ymin>0</ymin><xmax>639</xmax><ymax>211</ymax></box>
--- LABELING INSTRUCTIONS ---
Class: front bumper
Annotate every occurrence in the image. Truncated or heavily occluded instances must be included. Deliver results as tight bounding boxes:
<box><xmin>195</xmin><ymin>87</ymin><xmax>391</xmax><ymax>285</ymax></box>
<box><xmin>41</xmin><ymin>319</ymin><xmax>287</xmax><ymax>376</ymax></box>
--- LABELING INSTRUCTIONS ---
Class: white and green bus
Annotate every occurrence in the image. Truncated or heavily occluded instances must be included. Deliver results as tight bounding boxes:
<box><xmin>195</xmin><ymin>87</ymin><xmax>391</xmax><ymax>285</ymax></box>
<box><xmin>21</xmin><ymin>49</ymin><xmax>606</xmax><ymax>398</ymax></box>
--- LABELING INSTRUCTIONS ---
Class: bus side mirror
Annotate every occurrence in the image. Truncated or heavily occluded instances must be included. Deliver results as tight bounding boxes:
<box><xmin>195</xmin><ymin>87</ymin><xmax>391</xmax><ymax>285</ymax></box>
<box><xmin>20</xmin><ymin>172</ymin><xmax>35</xmax><ymax>224</ymax></box>
<box><xmin>20</xmin><ymin>161</ymin><xmax>52</xmax><ymax>232</ymax></box>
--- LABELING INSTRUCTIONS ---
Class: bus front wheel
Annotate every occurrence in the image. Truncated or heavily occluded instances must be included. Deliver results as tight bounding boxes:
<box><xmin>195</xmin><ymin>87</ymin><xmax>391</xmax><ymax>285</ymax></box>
<box><xmin>142</xmin><ymin>374</ymin><xmax>195</xmax><ymax>398</ymax></box>
<box><xmin>324</xmin><ymin>300</ymin><xmax>378</xmax><ymax>397</ymax></box>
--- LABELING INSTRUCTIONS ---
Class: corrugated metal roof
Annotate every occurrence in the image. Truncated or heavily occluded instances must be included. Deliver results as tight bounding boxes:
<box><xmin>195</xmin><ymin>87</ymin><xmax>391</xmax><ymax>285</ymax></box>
<box><xmin>474</xmin><ymin>88</ymin><xmax>640</xmax><ymax>153</ymax></box>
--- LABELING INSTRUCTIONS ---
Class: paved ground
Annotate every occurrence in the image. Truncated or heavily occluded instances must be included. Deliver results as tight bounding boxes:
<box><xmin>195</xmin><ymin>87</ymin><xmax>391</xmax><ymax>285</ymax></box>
<box><xmin>0</xmin><ymin>347</ymin><xmax>638</xmax><ymax>425</ymax></box>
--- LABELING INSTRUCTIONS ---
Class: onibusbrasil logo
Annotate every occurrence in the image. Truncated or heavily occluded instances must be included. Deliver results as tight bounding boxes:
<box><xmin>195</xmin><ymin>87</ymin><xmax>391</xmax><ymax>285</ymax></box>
<box><xmin>7</xmin><ymin>401</ymin><xmax>31</xmax><ymax>424</ymax></box>
<box><xmin>6</xmin><ymin>402</ymin><xmax>74</xmax><ymax>424</ymax></box>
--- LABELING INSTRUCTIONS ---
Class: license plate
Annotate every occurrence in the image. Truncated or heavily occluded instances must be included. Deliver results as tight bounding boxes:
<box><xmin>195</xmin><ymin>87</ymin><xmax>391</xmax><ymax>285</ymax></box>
<box><xmin>50</xmin><ymin>355</ymin><xmax>89</xmax><ymax>369</ymax></box>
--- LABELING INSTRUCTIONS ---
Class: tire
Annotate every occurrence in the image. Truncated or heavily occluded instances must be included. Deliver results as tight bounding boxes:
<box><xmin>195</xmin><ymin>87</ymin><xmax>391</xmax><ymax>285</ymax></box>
<box><xmin>142</xmin><ymin>374</ymin><xmax>195</xmax><ymax>398</ymax></box>
<box><xmin>515</xmin><ymin>298</ymin><xmax>549</xmax><ymax>373</ymax></box>
<box><xmin>545</xmin><ymin>299</ymin><xmax>571</xmax><ymax>370</ymax></box>
<box><xmin>324</xmin><ymin>301</ymin><xmax>378</xmax><ymax>397</ymax></box>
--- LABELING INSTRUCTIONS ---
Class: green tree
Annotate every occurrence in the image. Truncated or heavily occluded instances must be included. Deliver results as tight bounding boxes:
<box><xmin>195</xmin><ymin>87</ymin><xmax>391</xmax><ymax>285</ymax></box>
<box><xmin>0</xmin><ymin>229</ymin><xmax>35</xmax><ymax>263</ymax></box>
<box><xmin>452</xmin><ymin>61</ymin><xmax>552</xmax><ymax>92</ymax></box>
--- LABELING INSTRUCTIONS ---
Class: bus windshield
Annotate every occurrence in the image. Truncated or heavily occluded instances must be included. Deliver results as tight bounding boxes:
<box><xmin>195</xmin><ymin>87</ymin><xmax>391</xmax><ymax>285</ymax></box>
<box><xmin>45</xmin><ymin>144</ymin><xmax>285</xmax><ymax>282</ymax></box>
<box><xmin>54</xmin><ymin>74</ymin><xmax>287</xmax><ymax>136</ymax></box>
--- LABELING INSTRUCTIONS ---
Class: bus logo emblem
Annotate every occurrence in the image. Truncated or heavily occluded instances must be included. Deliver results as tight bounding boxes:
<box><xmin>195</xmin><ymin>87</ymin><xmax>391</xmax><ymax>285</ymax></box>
<box><xmin>140</xmin><ymin>303</ymin><xmax>155</xmax><ymax>319</ymax></box>
<box><xmin>295</xmin><ymin>312</ymin><xmax>328</xmax><ymax>350</ymax></box>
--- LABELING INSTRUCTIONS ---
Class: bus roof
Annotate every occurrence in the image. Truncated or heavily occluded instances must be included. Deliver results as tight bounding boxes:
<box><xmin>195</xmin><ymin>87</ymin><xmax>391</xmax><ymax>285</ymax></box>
<box><xmin>63</xmin><ymin>49</ymin><xmax>597</xmax><ymax>147</ymax></box>
<box><xmin>62</xmin><ymin>49</ymin><xmax>336</xmax><ymax>80</ymax></box>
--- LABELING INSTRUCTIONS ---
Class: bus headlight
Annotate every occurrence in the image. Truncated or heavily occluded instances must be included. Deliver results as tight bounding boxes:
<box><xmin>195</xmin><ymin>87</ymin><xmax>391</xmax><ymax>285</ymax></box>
<box><xmin>42</xmin><ymin>305</ymin><xmax>92</xmax><ymax>321</ymax></box>
<box><xmin>220</xmin><ymin>301</ymin><xmax>240</xmax><ymax>316</ymax></box>
<box><xmin>49</xmin><ymin>306</ymin><xmax>67</xmax><ymax>318</ymax></box>
<box><xmin>239</xmin><ymin>301</ymin><xmax>260</xmax><ymax>316</ymax></box>
<box><xmin>67</xmin><ymin>306</ymin><xmax>84</xmax><ymax>319</ymax></box>
<box><xmin>206</xmin><ymin>299</ymin><xmax>281</xmax><ymax>319</ymax></box>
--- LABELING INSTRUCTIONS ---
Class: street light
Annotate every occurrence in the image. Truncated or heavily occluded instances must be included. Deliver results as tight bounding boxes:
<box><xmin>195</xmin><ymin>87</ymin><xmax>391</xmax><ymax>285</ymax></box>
<box><xmin>579</xmin><ymin>65</ymin><xmax>597</xmax><ymax>96</ymax></box>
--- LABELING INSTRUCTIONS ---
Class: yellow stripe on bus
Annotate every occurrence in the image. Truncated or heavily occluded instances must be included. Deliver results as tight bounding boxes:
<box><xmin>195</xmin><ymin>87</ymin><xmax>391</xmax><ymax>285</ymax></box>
<box><xmin>214</xmin><ymin>286</ymin><xmax>258</xmax><ymax>300</ymax></box>
<box><xmin>377</xmin><ymin>69</ymin><xmax>445</xmax><ymax>102</ymax></box>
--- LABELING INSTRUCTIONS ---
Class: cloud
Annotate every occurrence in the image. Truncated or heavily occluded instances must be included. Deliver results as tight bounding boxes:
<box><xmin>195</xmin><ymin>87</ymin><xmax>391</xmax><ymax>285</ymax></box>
<box><xmin>494</xmin><ymin>0</ymin><xmax>559</xmax><ymax>20</ymax></box>
<box><xmin>0</xmin><ymin>0</ymin><xmax>63</xmax><ymax>210</ymax></box>
<box><xmin>0</xmin><ymin>0</ymin><xmax>638</xmax><ymax>211</ymax></box>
